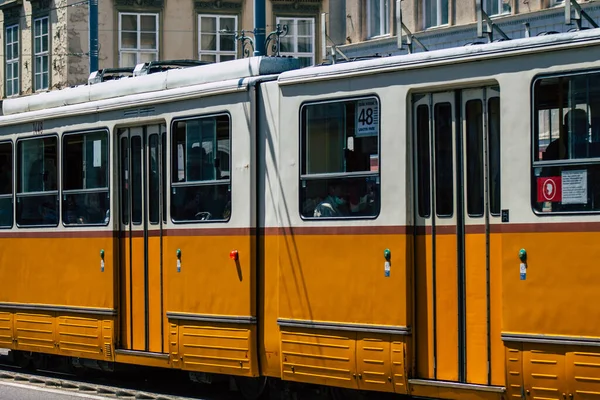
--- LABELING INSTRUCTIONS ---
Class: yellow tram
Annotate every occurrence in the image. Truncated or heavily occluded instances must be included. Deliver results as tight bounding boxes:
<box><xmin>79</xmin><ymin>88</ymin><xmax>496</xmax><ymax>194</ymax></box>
<box><xmin>1</xmin><ymin>28</ymin><xmax>600</xmax><ymax>400</ymax></box>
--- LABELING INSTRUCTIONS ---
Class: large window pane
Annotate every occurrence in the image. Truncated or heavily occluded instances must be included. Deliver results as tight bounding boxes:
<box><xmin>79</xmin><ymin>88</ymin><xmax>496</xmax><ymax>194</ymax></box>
<box><xmin>301</xmin><ymin>98</ymin><xmax>380</xmax><ymax>219</ymax></box>
<box><xmin>0</xmin><ymin>142</ymin><xmax>13</xmax><ymax>228</ymax></box>
<box><xmin>416</xmin><ymin>105</ymin><xmax>431</xmax><ymax>218</ymax></box>
<box><xmin>62</xmin><ymin>131</ymin><xmax>109</xmax><ymax>226</ymax></box>
<box><xmin>171</xmin><ymin>115</ymin><xmax>231</xmax><ymax>222</ymax></box>
<box><xmin>533</xmin><ymin>72</ymin><xmax>600</xmax><ymax>213</ymax></box>
<box><xmin>17</xmin><ymin>137</ymin><xmax>58</xmax><ymax>226</ymax></box>
<box><xmin>488</xmin><ymin>97</ymin><xmax>501</xmax><ymax>216</ymax></box>
<box><xmin>466</xmin><ymin>100</ymin><xmax>484</xmax><ymax>217</ymax></box>
<box><xmin>434</xmin><ymin>102</ymin><xmax>453</xmax><ymax>217</ymax></box>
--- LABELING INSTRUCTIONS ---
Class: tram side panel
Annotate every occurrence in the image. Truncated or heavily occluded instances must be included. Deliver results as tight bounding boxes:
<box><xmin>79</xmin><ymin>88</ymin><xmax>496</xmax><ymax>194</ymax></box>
<box><xmin>163</xmin><ymin>93</ymin><xmax>259</xmax><ymax>377</ymax></box>
<box><xmin>0</xmin><ymin>118</ymin><xmax>118</xmax><ymax>362</ymax></box>
<box><xmin>275</xmin><ymin>78</ymin><xmax>411</xmax><ymax>394</ymax></box>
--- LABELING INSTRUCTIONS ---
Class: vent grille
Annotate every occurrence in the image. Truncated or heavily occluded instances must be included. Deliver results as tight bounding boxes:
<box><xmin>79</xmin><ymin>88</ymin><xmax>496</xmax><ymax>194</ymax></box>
<box><xmin>123</xmin><ymin>107</ymin><xmax>155</xmax><ymax>118</ymax></box>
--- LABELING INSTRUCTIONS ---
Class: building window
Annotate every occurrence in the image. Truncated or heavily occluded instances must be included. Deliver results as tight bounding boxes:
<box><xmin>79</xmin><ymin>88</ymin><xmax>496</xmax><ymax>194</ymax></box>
<box><xmin>423</xmin><ymin>0</ymin><xmax>448</xmax><ymax>28</ymax></box>
<box><xmin>300</xmin><ymin>97</ymin><xmax>381</xmax><ymax>219</ymax></box>
<box><xmin>119</xmin><ymin>13</ymin><xmax>159</xmax><ymax>67</ymax></box>
<box><xmin>533</xmin><ymin>71</ymin><xmax>600</xmax><ymax>213</ymax></box>
<box><xmin>484</xmin><ymin>0</ymin><xmax>511</xmax><ymax>15</ymax></box>
<box><xmin>368</xmin><ymin>0</ymin><xmax>390</xmax><ymax>38</ymax></box>
<box><xmin>198</xmin><ymin>15</ymin><xmax>237</xmax><ymax>63</ymax></box>
<box><xmin>33</xmin><ymin>17</ymin><xmax>49</xmax><ymax>91</ymax></box>
<box><xmin>62</xmin><ymin>131</ymin><xmax>110</xmax><ymax>226</ymax></box>
<box><xmin>551</xmin><ymin>0</ymin><xmax>564</xmax><ymax>5</ymax></box>
<box><xmin>171</xmin><ymin>114</ymin><xmax>231</xmax><ymax>222</ymax></box>
<box><xmin>5</xmin><ymin>24</ymin><xmax>19</xmax><ymax>97</ymax></box>
<box><xmin>276</xmin><ymin>17</ymin><xmax>315</xmax><ymax>67</ymax></box>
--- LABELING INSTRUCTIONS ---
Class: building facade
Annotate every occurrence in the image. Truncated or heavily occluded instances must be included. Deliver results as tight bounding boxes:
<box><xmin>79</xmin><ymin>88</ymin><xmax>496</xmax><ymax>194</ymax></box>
<box><xmin>0</xmin><ymin>0</ymin><xmax>599</xmax><ymax>100</ymax></box>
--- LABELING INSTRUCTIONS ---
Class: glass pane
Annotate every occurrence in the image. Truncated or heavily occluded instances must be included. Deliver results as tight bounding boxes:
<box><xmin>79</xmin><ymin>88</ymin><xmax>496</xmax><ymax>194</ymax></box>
<box><xmin>35</xmin><ymin>74</ymin><xmax>41</xmax><ymax>91</ymax></box>
<box><xmin>42</xmin><ymin>71</ymin><xmax>48</xmax><ymax>90</ymax></box>
<box><xmin>301</xmin><ymin>176</ymin><xmax>380</xmax><ymax>218</ymax></box>
<box><xmin>121</xmin><ymin>32</ymin><xmax>137</xmax><ymax>49</ymax></box>
<box><xmin>140</xmin><ymin>52</ymin><xmax>157</xmax><ymax>63</ymax></box>
<box><xmin>140</xmin><ymin>15</ymin><xmax>156</xmax><ymax>31</ymax></box>
<box><xmin>34</xmin><ymin>19</ymin><xmax>41</xmax><ymax>37</ymax></box>
<box><xmin>298</xmin><ymin>57</ymin><xmax>313</xmax><ymax>67</ymax></box>
<box><xmin>279</xmin><ymin>36</ymin><xmax>293</xmax><ymax>53</ymax></box>
<box><xmin>220</xmin><ymin>54</ymin><xmax>235</xmax><ymax>62</ymax></box>
<box><xmin>0</xmin><ymin>143</ymin><xmax>12</xmax><ymax>196</ymax></box>
<box><xmin>297</xmin><ymin>19</ymin><xmax>311</xmax><ymax>36</ymax></box>
<box><xmin>140</xmin><ymin>32</ymin><xmax>157</xmax><ymax>50</ymax></box>
<box><xmin>41</xmin><ymin>35</ymin><xmax>48</xmax><ymax>53</ymax></box>
<box><xmin>200</xmin><ymin>54</ymin><xmax>216</xmax><ymax>63</ymax></box>
<box><xmin>63</xmin><ymin>192</ymin><xmax>109</xmax><ymax>225</ymax></box>
<box><xmin>172</xmin><ymin>115</ymin><xmax>230</xmax><ymax>184</ymax></box>
<box><xmin>131</xmin><ymin>136</ymin><xmax>143</xmax><ymax>224</ymax></box>
<box><xmin>434</xmin><ymin>102</ymin><xmax>453</xmax><ymax>217</ymax></box>
<box><xmin>121</xmin><ymin>14</ymin><xmax>137</xmax><ymax>31</ymax></box>
<box><xmin>220</xmin><ymin>33</ymin><xmax>235</xmax><ymax>52</ymax></box>
<box><xmin>162</xmin><ymin>133</ymin><xmax>167</xmax><ymax>223</ymax></box>
<box><xmin>219</xmin><ymin>17</ymin><xmax>236</xmax><ymax>33</ymax></box>
<box><xmin>201</xmin><ymin>34</ymin><xmax>217</xmax><ymax>51</ymax></box>
<box><xmin>18</xmin><ymin>137</ymin><xmax>57</xmax><ymax>193</ymax></box>
<box><xmin>441</xmin><ymin>0</ymin><xmax>449</xmax><ymax>24</ymax></box>
<box><xmin>34</xmin><ymin>37</ymin><xmax>41</xmax><ymax>54</ymax></box>
<box><xmin>488</xmin><ymin>97</ymin><xmax>501</xmax><ymax>216</ymax></box>
<box><xmin>201</xmin><ymin>17</ymin><xmax>217</xmax><ymax>33</ymax></box>
<box><xmin>17</xmin><ymin>193</ymin><xmax>58</xmax><ymax>226</ymax></box>
<box><xmin>465</xmin><ymin>100</ymin><xmax>484</xmax><ymax>217</ymax></box>
<box><xmin>171</xmin><ymin>184</ymin><xmax>230</xmax><ymax>222</ymax></box>
<box><xmin>369</xmin><ymin>0</ymin><xmax>381</xmax><ymax>37</ymax></box>
<box><xmin>120</xmin><ymin>136</ymin><xmax>129</xmax><ymax>224</ymax></box>
<box><xmin>297</xmin><ymin>37</ymin><xmax>312</xmax><ymax>53</ymax></box>
<box><xmin>42</xmin><ymin>18</ymin><xmax>48</xmax><ymax>35</ymax></box>
<box><xmin>120</xmin><ymin>53</ymin><xmax>137</xmax><ymax>67</ymax></box>
<box><xmin>416</xmin><ymin>105</ymin><xmax>430</xmax><ymax>218</ymax></box>
<box><xmin>6</xmin><ymin>27</ymin><xmax>11</xmax><ymax>43</ymax></box>
<box><xmin>12</xmin><ymin>40</ymin><xmax>19</xmax><ymax>59</ymax></box>
<box><xmin>0</xmin><ymin>197</ymin><xmax>12</xmax><ymax>228</ymax></box>
<box><xmin>63</xmin><ymin>131</ymin><xmax>108</xmax><ymax>191</ymax></box>
<box><xmin>533</xmin><ymin>164</ymin><xmax>600</xmax><ymax>213</ymax></box>
<box><xmin>279</xmin><ymin>19</ymin><xmax>293</xmax><ymax>35</ymax></box>
<box><xmin>148</xmin><ymin>134</ymin><xmax>160</xmax><ymax>224</ymax></box>
<box><xmin>6</xmin><ymin>65</ymin><xmax>12</xmax><ymax>81</ymax></box>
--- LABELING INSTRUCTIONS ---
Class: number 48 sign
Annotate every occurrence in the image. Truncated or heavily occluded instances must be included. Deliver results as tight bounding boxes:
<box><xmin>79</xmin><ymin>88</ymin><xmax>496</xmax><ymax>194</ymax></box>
<box><xmin>356</xmin><ymin>99</ymin><xmax>379</xmax><ymax>137</ymax></box>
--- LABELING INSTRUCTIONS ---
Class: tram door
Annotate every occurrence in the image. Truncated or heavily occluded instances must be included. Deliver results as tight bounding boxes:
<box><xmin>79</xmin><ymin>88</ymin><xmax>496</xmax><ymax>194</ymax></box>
<box><xmin>413</xmin><ymin>88</ymin><xmax>501</xmax><ymax>384</ymax></box>
<box><xmin>118</xmin><ymin>125</ymin><xmax>166</xmax><ymax>353</ymax></box>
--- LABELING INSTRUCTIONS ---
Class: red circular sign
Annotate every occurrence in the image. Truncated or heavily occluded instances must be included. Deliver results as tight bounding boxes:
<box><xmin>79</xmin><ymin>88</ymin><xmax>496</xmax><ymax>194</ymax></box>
<box><xmin>542</xmin><ymin>178</ymin><xmax>558</xmax><ymax>201</ymax></box>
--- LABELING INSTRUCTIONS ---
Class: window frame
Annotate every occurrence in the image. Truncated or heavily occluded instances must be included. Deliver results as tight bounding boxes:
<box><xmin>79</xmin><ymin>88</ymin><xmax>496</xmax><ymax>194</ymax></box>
<box><xmin>299</xmin><ymin>95</ymin><xmax>382</xmax><ymax>221</ymax></box>
<box><xmin>531</xmin><ymin>69</ymin><xmax>600</xmax><ymax>216</ymax></box>
<box><xmin>33</xmin><ymin>16</ymin><xmax>49</xmax><ymax>92</ymax></box>
<box><xmin>275</xmin><ymin>16</ymin><xmax>315</xmax><ymax>67</ymax></box>
<box><xmin>170</xmin><ymin>112</ymin><xmax>232</xmax><ymax>224</ymax></box>
<box><xmin>61</xmin><ymin>129</ymin><xmax>111</xmax><ymax>227</ymax></box>
<box><xmin>15</xmin><ymin>134</ymin><xmax>59</xmax><ymax>228</ymax></box>
<box><xmin>118</xmin><ymin>12</ymin><xmax>159</xmax><ymax>67</ymax></box>
<box><xmin>367</xmin><ymin>0</ymin><xmax>390</xmax><ymax>39</ymax></box>
<box><xmin>483</xmin><ymin>0</ymin><xmax>511</xmax><ymax>16</ymax></box>
<box><xmin>0</xmin><ymin>140</ymin><xmax>14</xmax><ymax>229</ymax></box>
<box><xmin>197</xmin><ymin>14</ymin><xmax>238</xmax><ymax>63</ymax></box>
<box><xmin>423</xmin><ymin>0</ymin><xmax>448</xmax><ymax>29</ymax></box>
<box><xmin>5</xmin><ymin>24</ymin><xmax>19</xmax><ymax>97</ymax></box>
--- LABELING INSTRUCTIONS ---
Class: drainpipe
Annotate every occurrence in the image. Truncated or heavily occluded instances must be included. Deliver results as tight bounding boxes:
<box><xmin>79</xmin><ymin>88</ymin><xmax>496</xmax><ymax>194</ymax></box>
<box><xmin>253</xmin><ymin>0</ymin><xmax>266</xmax><ymax>56</ymax></box>
<box><xmin>89</xmin><ymin>0</ymin><xmax>99</xmax><ymax>72</ymax></box>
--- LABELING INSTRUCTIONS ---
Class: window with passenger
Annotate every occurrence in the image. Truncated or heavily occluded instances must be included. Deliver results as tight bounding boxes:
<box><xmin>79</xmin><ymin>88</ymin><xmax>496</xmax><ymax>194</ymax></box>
<box><xmin>533</xmin><ymin>71</ymin><xmax>600</xmax><ymax>213</ymax></box>
<box><xmin>300</xmin><ymin>97</ymin><xmax>381</xmax><ymax>219</ymax></box>
<box><xmin>17</xmin><ymin>136</ymin><xmax>58</xmax><ymax>226</ymax></box>
<box><xmin>171</xmin><ymin>114</ymin><xmax>231</xmax><ymax>222</ymax></box>
<box><xmin>62</xmin><ymin>130</ymin><xmax>109</xmax><ymax>225</ymax></box>
<box><xmin>0</xmin><ymin>142</ymin><xmax>13</xmax><ymax>228</ymax></box>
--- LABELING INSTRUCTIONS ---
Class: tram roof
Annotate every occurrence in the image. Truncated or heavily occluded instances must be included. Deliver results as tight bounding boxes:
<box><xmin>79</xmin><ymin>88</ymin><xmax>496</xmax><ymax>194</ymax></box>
<box><xmin>278</xmin><ymin>28</ymin><xmax>600</xmax><ymax>84</ymax></box>
<box><xmin>2</xmin><ymin>56</ymin><xmax>301</xmax><ymax>116</ymax></box>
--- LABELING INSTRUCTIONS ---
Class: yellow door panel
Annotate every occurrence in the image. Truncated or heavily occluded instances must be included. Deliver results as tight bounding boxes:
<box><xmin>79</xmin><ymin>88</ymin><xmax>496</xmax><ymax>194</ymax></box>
<box><xmin>391</xmin><ymin>338</ymin><xmax>408</xmax><ymax>394</ymax></box>
<box><xmin>567</xmin><ymin>348</ymin><xmax>600</xmax><ymax>399</ymax></box>
<box><xmin>505</xmin><ymin>343</ymin><xmax>524</xmax><ymax>399</ymax></box>
<box><xmin>14</xmin><ymin>312</ymin><xmax>57</xmax><ymax>354</ymax></box>
<box><xmin>356</xmin><ymin>334</ymin><xmax>393</xmax><ymax>393</ymax></box>
<box><xmin>56</xmin><ymin>315</ymin><xmax>103</xmax><ymax>359</ymax></box>
<box><xmin>523</xmin><ymin>344</ymin><xmax>567</xmax><ymax>400</ymax></box>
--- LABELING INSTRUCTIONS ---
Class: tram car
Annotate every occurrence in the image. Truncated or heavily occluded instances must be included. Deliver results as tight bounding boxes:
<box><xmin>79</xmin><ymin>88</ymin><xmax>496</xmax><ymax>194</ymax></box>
<box><xmin>1</xmin><ymin>26</ymin><xmax>600</xmax><ymax>400</ymax></box>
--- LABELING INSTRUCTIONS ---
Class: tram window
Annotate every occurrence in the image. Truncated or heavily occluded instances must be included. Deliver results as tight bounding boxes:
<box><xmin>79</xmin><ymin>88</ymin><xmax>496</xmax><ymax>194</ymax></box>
<box><xmin>488</xmin><ymin>97</ymin><xmax>501</xmax><ymax>216</ymax></box>
<box><xmin>120</xmin><ymin>137</ymin><xmax>129</xmax><ymax>225</ymax></box>
<box><xmin>466</xmin><ymin>100</ymin><xmax>484</xmax><ymax>217</ymax></box>
<box><xmin>162</xmin><ymin>133</ymin><xmax>167</xmax><ymax>224</ymax></box>
<box><xmin>416</xmin><ymin>105</ymin><xmax>431</xmax><ymax>218</ymax></box>
<box><xmin>62</xmin><ymin>131</ymin><xmax>109</xmax><ymax>226</ymax></box>
<box><xmin>16</xmin><ymin>136</ymin><xmax>58</xmax><ymax>226</ymax></box>
<box><xmin>533</xmin><ymin>72</ymin><xmax>600</xmax><ymax>213</ymax></box>
<box><xmin>0</xmin><ymin>142</ymin><xmax>13</xmax><ymax>228</ymax></box>
<box><xmin>300</xmin><ymin>97</ymin><xmax>380</xmax><ymax>219</ymax></box>
<box><xmin>434</xmin><ymin>103</ymin><xmax>453</xmax><ymax>217</ymax></box>
<box><xmin>171</xmin><ymin>114</ymin><xmax>231</xmax><ymax>222</ymax></box>
<box><xmin>131</xmin><ymin>136</ymin><xmax>143</xmax><ymax>224</ymax></box>
<box><xmin>148</xmin><ymin>134</ymin><xmax>160</xmax><ymax>224</ymax></box>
